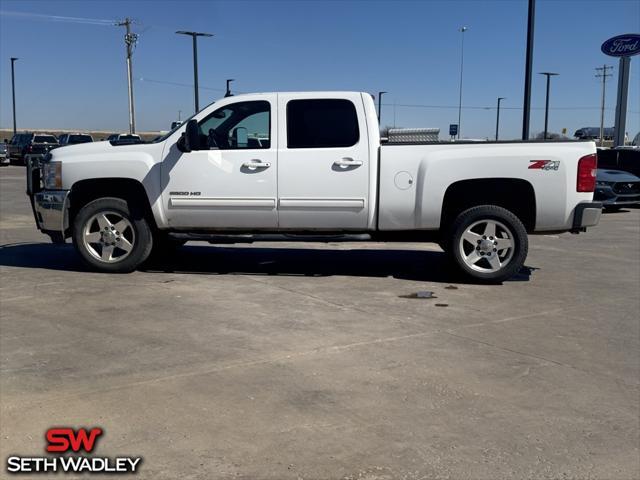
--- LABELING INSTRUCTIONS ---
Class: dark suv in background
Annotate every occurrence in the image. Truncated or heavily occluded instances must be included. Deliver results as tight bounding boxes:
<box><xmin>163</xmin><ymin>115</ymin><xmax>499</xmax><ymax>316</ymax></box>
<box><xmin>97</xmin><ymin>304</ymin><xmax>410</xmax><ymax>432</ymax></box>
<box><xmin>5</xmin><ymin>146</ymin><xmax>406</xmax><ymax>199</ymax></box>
<box><xmin>8</xmin><ymin>133</ymin><xmax>59</xmax><ymax>165</ymax></box>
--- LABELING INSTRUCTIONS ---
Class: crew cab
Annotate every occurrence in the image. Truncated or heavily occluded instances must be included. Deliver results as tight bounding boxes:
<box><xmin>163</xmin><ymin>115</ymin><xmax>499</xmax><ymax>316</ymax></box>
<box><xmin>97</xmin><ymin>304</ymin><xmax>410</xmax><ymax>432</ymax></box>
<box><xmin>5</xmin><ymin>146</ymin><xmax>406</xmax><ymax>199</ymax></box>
<box><xmin>27</xmin><ymin>92</ymin><xmax>601</xmax><ymax>282</ymax></box>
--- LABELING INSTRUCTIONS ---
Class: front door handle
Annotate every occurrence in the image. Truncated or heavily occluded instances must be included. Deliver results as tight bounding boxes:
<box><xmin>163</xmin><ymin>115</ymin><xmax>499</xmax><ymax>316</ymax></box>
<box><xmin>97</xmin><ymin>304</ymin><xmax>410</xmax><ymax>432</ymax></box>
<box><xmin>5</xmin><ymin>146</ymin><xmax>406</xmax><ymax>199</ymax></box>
<box><xmin>334</xmin><ymin>157</ymin><xmax>363</xmax><ymax>168</ymax></box>
<box><xmin>242</xmin><ymin>160</ymin><xmax>271</xmax><ymax>169</ymax></box>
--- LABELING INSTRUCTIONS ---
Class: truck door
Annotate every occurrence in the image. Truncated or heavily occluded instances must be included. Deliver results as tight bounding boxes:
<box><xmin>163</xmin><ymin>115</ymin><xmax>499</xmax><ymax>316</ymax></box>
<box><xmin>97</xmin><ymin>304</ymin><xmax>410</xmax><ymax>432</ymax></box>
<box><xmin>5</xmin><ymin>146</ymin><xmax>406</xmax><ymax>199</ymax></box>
<box><xmin>161</xmin><ymin>95</ymin><xmax>278</xmax><ymax>229</ymax></box>
<box><xmin>277</xmin><ymin>93</ymin><xmax>370</xmax><ymax>229</ymax></box>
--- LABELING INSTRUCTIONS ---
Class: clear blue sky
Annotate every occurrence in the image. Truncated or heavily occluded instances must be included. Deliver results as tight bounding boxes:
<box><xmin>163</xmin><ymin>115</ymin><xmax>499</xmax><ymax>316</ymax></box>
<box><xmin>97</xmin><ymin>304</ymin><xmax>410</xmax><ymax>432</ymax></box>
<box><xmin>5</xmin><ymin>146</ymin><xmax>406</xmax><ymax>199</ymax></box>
<box><xmin>1</xmin><ymin>0</ymin><xmax>638</xmax><ymax>139</ymax></box>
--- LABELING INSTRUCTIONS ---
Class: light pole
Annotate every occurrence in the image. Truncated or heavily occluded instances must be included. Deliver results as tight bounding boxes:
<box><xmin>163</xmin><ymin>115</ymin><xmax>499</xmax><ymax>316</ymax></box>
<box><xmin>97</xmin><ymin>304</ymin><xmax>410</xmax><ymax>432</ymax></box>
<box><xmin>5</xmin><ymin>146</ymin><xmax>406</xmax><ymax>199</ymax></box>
<box><xmin>457</xmin><ymin>26</ymin><xmax>468</xmax><ymax>139</ymax></box>
<box><xmin>225</xmin><ymin>78</ymin><xmax>234</xmax><ymax>97</ymax></box>
<box><xmin>10</xmin><ymin>57</ymin><xmax>18</xmax><ymax>135</ymax></box>
<box><xmin>539</xmin><ymin>72</ymin><xmax>558</xmax><ymax>140</ymax></box>
<box><xmin>495</xmin><ymin>97</ymin><xmax>505</xmax><ymax>141</ymax></box>
<box><xmin>377</xmin><ymin>91</ymin><xmax>387</xmax><ymax>125</ymax></box>
<box><xmin>176</xmin><ymin>31</ymin><xmax>214</xmax><ymax>113</ymax></box>
<box><xmin>595</xmin><ymin>65</ymin><xmax>613</xmax><ymax>146</ymax></box>
<box><xmin>522</xmin><ymin>0</ymin><xmax>536</xmax><ymax>140</ymax></box>
<box><xmin>116</xmin><ymin>18</ymin><xmax>138</xmax><ymax>134</ymax></box>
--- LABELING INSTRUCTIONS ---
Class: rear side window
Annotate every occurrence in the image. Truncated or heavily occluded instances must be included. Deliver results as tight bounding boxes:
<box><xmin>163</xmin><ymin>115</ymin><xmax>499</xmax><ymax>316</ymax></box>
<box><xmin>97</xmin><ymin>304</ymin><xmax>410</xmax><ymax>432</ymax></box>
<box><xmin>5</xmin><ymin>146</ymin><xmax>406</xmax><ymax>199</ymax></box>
<box><xmin>287</xmin><ymin>99</ymin><xmax>359</xmax><ymax>148</ymax></box>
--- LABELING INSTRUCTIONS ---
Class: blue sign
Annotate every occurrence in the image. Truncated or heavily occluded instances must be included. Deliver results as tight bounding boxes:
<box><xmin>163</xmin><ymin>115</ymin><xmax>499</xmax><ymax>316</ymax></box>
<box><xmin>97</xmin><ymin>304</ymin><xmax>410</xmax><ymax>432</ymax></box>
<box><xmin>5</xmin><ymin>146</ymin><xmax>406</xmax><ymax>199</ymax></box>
<box><xmin>601</xmin><ymin>33</ymin><xmax>640</xmax><ymax>57</ymax></box>
<box><xmin>449</xmin><ymin>124</ymin><xmax>458</xmax><ymax>136</ymax></box>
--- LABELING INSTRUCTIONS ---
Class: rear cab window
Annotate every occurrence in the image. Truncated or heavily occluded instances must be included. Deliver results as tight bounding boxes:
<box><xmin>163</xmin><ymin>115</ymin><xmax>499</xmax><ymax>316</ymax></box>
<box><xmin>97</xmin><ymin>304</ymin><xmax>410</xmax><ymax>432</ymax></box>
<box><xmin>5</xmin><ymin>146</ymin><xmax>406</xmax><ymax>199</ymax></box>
<box><xmin>68</xmin><ymin>135</ymin><xmax>93</xmax><ymax>143</ymax></box>
<box><xmin>33</xmin><ymin>135</ymin><xmax>58</xmax><ymax>143</ymax></box>
<box><xmin>286</xmin><ymin>99</ymin><xmax>359</xmax><ymax>149</ymax></box>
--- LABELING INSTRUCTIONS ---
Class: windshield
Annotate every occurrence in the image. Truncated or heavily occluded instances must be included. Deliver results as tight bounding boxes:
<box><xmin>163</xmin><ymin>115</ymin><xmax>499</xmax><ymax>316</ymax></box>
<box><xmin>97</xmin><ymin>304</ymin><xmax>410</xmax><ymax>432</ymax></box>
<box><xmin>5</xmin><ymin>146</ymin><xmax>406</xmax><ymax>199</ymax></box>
<box><xmin>34</xmin><ymin>135</ymin><xmax>58</xmax><ymax>143</ymax></box>
<box><xmin>69</xmin><ymin>135</ymin><xmax>92</xmax><ymax>143</ymax></box>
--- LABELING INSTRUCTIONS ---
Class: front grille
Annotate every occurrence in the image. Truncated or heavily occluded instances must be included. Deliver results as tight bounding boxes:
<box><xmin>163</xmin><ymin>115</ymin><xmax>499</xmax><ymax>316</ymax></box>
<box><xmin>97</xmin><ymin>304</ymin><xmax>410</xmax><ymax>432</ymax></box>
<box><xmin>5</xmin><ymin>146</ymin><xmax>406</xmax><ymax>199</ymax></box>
<box><xmin>613</xmin><ymin>182</ymin><xmax>640</xmax><ymax>194</ymax></box>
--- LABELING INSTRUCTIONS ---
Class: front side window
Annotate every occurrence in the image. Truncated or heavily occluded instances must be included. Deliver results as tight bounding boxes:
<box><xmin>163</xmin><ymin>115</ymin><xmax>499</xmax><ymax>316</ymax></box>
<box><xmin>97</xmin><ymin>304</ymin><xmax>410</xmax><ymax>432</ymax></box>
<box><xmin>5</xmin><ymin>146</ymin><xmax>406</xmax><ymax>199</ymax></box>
<box><xmin>199</xmin><ymin>101</ymin><xmax>270</xmax><ymax>150</ymax></box>
<box><xmin>287</xmin><ymin>99</ymin><xmax>359</xmax><ymax>149</ymax></box>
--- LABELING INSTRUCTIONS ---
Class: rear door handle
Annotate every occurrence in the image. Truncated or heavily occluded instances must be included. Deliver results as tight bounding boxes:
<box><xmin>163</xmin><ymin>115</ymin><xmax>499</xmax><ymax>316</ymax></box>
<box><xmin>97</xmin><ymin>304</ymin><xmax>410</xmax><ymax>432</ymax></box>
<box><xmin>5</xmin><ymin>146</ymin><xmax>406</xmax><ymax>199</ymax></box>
<box><xmin>242</xmin><ymin>160</ymin><xmax>271</xmax><ymax>169</ymax></box>
<box><xmin>334</xmin><ymin>157</ymin><xmax>363</xmax><ymax>168</ymax></box>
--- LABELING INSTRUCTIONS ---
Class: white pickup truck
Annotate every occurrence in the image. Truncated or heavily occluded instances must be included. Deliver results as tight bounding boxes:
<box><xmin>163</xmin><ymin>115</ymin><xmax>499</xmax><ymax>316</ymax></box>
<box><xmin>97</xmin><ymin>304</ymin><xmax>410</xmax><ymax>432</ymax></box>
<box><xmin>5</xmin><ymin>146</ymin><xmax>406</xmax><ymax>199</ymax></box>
<box><xmin>27</xmin><ymin>92</ymin><xmax>601</xmax><ymax>282</ymax></box>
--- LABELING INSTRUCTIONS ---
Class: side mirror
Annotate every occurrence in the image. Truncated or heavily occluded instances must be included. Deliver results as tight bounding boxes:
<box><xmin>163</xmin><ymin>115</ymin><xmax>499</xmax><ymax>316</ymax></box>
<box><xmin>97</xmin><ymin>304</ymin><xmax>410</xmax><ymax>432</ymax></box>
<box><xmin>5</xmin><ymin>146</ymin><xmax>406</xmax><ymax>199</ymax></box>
<box><xmin>178</xmin><ymin>119</ymin><xmax>200</xmax><ymax>153</ymax></box>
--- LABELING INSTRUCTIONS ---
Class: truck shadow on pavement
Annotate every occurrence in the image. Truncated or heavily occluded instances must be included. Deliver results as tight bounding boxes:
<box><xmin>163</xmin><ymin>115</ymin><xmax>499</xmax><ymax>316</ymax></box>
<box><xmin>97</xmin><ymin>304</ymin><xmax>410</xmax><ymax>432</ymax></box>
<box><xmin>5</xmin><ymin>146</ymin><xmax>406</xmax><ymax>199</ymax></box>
<box><xmin>0</xmin><ymin>243</ymin><xmax>534</xmax><ymax>283</ymax></box>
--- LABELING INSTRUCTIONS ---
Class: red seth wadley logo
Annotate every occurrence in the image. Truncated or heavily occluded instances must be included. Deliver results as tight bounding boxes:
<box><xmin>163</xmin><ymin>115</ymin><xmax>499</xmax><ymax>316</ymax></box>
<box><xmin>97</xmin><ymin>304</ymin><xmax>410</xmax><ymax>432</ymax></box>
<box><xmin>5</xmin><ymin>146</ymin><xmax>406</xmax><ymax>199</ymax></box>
<box><xmin>6</xmin><ymin>427</ymin><xmax>142</xmax><ymax>474</ymax></box>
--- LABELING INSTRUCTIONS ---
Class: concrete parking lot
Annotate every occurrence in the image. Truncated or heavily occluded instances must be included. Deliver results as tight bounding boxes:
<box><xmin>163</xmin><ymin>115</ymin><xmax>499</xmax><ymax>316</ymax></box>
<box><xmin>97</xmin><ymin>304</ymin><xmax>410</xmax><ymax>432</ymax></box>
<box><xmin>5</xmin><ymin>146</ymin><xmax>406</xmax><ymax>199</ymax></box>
<box><xmin>1</xmin><ymin>165</ymin><xmax>638</xmax><ymax>479</ymax></box>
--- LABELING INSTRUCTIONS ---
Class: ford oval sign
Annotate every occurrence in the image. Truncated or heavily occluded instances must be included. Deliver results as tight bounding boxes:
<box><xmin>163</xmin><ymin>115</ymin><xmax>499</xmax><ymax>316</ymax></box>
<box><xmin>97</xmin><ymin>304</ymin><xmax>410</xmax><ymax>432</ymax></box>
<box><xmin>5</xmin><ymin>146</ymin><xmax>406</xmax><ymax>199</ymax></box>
<box><xmin>601</xmin><ymin>33</ymin><xmax>640</xmax><ymax>57</ymax></box>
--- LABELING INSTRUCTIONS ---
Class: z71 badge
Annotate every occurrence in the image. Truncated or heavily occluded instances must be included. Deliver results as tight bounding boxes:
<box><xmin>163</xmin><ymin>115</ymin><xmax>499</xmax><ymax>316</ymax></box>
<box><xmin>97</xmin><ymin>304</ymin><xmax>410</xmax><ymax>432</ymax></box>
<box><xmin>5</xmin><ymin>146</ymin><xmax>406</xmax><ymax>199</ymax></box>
<box><xmin>528</xmin><ymin>160</ymin><xmax>560</xmax><ymax>171</ymax></box>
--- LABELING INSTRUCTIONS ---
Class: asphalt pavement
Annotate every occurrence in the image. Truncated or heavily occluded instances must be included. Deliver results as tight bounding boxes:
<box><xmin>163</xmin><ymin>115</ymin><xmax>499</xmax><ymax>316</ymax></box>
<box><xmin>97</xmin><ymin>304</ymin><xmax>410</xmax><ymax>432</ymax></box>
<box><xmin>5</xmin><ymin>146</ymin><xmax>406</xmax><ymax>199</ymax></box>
<box><xmin>1</xmin><ymin>166</ymin><xmax>638</xmax><ymax>479</ymax></box>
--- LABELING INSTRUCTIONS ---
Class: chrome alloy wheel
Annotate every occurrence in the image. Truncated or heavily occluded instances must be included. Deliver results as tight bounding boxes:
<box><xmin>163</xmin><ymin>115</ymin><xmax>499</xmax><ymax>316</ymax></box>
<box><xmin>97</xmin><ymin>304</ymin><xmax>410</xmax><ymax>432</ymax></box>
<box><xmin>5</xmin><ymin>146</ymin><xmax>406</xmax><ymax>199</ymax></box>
<box><xmin>82</xmin><ymin>211</ymin><xmax>135</xmax><ymax>263</ymax></box>
<box><xmin>458</xmin><ymin>219</ymin><xmax>515</xmax><ymax>273</ymax></box>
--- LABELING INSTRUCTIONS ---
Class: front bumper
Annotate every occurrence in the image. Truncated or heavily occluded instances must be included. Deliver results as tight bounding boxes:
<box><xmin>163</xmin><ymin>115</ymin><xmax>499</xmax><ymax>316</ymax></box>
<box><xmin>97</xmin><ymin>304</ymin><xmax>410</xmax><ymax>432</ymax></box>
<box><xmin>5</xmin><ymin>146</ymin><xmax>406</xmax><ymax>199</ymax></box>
<box><xmin>33</xmin><ymin>190</ymin><xmax>70</xmax><ymax>234</ymax></box>
<box><xmin>571</xmin><ymin>201</ymin><xmax>602</xmax><ymax>233</ymax></box>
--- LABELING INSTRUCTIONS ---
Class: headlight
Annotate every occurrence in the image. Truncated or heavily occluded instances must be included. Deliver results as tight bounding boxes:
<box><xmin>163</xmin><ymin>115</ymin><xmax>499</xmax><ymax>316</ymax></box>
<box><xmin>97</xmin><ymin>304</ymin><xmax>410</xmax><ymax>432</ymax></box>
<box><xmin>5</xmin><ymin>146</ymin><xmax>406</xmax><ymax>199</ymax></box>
<box><xmin>43</xmin><ymin>161</ymin><xmax>62</xmax><ymax>189</ymax></box>
<box><xmin>595</xmin><ymin>180</ymin><xmax>612</xmax><ymax>187</ymax></box>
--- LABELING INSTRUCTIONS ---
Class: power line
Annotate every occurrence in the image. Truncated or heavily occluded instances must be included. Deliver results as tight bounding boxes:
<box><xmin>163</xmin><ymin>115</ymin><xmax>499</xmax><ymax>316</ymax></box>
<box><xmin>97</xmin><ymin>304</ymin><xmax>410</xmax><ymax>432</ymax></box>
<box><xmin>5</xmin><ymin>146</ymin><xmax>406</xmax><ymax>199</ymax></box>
<box><xmin>0</xmin><ymin>10</ymin><xmax>114</xmax><ymax>25</ymax></box>
<box><xmin>137</xmin><ymin>78</ymin><xmax>637</xmax><ymax>113</ymax></box>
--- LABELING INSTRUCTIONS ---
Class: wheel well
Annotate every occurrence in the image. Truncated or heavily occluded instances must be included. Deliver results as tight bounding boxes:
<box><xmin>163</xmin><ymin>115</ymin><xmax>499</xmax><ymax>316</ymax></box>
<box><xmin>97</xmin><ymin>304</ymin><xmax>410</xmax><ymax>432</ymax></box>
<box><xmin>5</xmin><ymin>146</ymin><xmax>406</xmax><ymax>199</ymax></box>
<box><xmin>69</xmin><ymin>178</ymin><xmax>156</xmax><ymax>231</ymax></box>
<box><xmin>440</xmin><ymin>178</ymin><xmax>536</xmax><ymax>232</ymax></box>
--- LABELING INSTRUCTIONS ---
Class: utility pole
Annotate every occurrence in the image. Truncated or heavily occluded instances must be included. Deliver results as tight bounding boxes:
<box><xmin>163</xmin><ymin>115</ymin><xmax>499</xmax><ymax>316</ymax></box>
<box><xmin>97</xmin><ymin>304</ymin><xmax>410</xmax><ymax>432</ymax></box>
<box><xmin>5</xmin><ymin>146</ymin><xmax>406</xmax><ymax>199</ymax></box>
<box><xmin>595</xmin><ymin>64</ymin><xmax>613</xmax><ymax>146</ymax></box>
<box><xmin>377</xmin><ymin>91</ymin><xmax>387</xmax><ymax>125</ymax></box>
<box><xmin>10</xmin><ymin>57</ymin><xmax>18</xmax><ymax>135</ymax></box>
<box><xmin>116</xmin><ymin>18</ymin><xmax>138</xmax><ymax>134</ymax></box>
<box><xmin>539</xmin><ymin>72</ymin><xmax>558</xmax><ymax>140</ymax></box>
<box><xmin>522</xmin><ymin>0</ymin><xmax>536</xmax><ymax>140</ymax></box>
<box><xmin>225</xmin><ymin>78</ymin><xmax>234</xmax><ymax>97</ymax></box>
<box><xmin>495</xmin><ymin>97</ymin><xmax>505</xmax><ymax>141</ymax></box>
<box><xmin>457</xmin><ymin>26</ymin><xmax>468</xmax><ymax>139</ymax></box>
<box><xmin>176</xmin><ymin>31</ymin><xmax>214</xmax><ymax>112</ymax></box>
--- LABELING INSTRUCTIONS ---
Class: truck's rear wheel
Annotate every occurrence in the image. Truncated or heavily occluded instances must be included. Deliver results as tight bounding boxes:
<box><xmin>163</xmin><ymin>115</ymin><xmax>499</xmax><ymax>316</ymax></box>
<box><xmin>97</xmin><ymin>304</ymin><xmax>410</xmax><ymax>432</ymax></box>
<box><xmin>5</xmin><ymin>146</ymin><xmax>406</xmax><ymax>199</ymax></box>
<box><xmin>447</xmin><ymin>205</ymin><xmax>528</xmax><ymax>283</ymax></box>
<box><xmin>72</xmin><ymin>197</ymin><xmax>153</xmax><ymax>273</ymax></box>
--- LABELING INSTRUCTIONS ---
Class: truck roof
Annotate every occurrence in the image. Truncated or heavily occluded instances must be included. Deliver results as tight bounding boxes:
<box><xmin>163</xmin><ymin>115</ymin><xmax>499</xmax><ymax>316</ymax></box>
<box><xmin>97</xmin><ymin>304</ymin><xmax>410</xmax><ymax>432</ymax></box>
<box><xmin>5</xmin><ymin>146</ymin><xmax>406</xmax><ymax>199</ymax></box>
<box><xmin>222</xmin><ymin>91</ymin><xmax>370</xmax><ymax>98</ymax></box>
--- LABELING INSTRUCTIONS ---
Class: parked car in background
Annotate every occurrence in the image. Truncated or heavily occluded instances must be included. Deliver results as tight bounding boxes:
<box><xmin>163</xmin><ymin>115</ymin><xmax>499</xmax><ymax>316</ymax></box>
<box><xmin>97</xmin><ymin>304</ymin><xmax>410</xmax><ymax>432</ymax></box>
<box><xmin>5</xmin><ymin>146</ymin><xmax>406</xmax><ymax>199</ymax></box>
<box><xmin>597</xmin><ymin>148</ymin><xmax>640</xmax><ymax>177</ymax></box>
<box><xmin>575</xmin><ymin>127</ymin><xmax>614</xmax><ymax>140</ymax></box>
<box><xmin>595</xmin><ymin>169</ymin><xmax>640</xmax><ymax>211</ymax></box>
<box><xmin>23</xmin><ymin>134</ymin><xmax>59</xmax><ymax>166</ymax></box>
<box><xmin>8</xmin><ymin>133</ymin><xmax>59</xmax><ymax>165</ymax></box>
<box><xmin>0</xmin><ymin>142</ymin><xmax>8</xmax><ymax>166</ymax></box>
<box><xmin>7</xmin><ymin>133</ymin><xmax>32</xmax><ymax>164</ymax></box>
<box><xmin>106</xmin><ymin>133</ymin><xmax>142</xmax><ymax>145</ymax></box>
<box><xmin>58</xmin><ymin>133</ymin><xmax>93</xmax><ymax>146</ymax></box>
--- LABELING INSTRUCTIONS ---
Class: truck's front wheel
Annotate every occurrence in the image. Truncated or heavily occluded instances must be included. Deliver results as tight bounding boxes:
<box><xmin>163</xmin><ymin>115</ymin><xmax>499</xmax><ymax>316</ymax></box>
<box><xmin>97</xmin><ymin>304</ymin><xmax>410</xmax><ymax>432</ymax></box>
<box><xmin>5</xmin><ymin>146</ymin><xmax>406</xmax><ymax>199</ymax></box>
<box><xmin>72</xmin><ymin>197</ymin><xmax>153</xmax><ymax>273</ymax></box>
<box><xmin>447</xmin><ymin>205</ymin><xmax>528</xmax><ymax>283</ymax></box>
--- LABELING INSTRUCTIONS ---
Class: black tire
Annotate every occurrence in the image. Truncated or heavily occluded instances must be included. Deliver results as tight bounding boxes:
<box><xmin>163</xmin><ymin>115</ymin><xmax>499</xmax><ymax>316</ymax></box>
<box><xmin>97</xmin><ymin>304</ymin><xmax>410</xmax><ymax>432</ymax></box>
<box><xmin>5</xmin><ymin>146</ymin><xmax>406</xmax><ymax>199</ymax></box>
<box><xmin>445</xmin><ymin>205</ymin><xmax>528</xmax><ymax>283</ymax></box>
<box><xmin>72</xmin><ymin>197</ymin><xmax>153</xmax><ymax>273</ymax></box>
